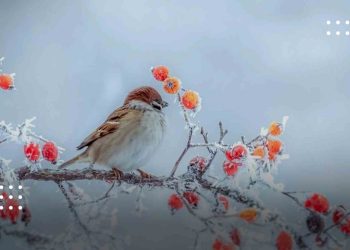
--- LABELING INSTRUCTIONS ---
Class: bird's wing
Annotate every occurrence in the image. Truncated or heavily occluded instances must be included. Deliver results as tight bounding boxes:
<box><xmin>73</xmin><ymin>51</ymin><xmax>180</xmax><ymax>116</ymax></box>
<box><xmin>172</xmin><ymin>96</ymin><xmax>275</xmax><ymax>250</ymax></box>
<box><xmin>76</xmin><ymin>107</ymin><xmax>129</xmax><ymax>150</ymax></box>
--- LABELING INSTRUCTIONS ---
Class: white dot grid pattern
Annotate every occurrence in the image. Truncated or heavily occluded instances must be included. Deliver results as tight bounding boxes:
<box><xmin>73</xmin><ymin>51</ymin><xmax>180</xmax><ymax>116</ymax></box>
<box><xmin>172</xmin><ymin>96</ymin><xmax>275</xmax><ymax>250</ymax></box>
<box><xmin>325</xmin><ymin>20</ymin><xmax>350</xmax><ymax>36</ymax></box>
<box><xmin>0</xmin><ymin>183</ymin><xmax>25</xmax><ymax>210</ymax></box>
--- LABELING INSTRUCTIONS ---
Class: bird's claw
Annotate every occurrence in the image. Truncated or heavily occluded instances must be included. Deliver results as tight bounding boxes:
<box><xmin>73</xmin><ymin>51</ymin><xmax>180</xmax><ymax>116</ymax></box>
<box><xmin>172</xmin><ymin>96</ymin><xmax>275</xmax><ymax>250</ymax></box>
<box><xmin>111</xmin><ymin>168</ymin><xmax>124</xmax><ymax>180</ymax></box>
<box><xmin>137</xmin><ymin>169</ymin><xmax>155</xmax><ymax>180</ymax></box>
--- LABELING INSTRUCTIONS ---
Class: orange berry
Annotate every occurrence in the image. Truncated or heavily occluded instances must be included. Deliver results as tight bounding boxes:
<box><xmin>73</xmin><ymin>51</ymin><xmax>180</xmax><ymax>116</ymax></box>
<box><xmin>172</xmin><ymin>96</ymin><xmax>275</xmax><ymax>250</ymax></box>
<box><xmin>267</xmin><ymin>139</ymin><xmax>282</xmax><ymax>155</ymax></box>
<box><xmin>181</xmin><ymin>90</ymin><xmax>200</xmax><ymax>110</ymax></box>
<box><xmin>239</xmin><ymin>208</ymin><xmax>257</xmax><ymax>223</ymax></box>
<box><xmin>252</xmin><ymin>146</ymin><xmax>265</xmax><ymax>158</ymax></box>
<box><xmin>268</xmin><ymin>152</ymin><xmax>277</xmax><ymax>161</ymax></box>
<box><xmin>163</xmin><ymin>77</ymin><xmax>181</xmax><ymax>94</ymax></box>
<box><xmin>0</xmin><ymin>74</ymin><xmax>14</xmax><ymax>90</ymax></box>
<box><xmin>151</xmin><ymin>65</ymin><xmax>169</xmax><ymax>81</ymax></box>
<box><xmin>268</xmin><ymin>122</ymin><xmax>283</xmax><ymax>136</ymax></box>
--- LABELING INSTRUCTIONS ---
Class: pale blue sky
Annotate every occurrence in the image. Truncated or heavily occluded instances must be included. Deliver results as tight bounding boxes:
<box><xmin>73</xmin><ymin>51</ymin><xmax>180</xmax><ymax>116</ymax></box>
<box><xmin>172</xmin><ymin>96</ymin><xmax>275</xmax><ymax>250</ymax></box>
<box><xmin>1</xmin><ymin>1</ymin><xmax>350</xmax><ymax>249</ymax></box>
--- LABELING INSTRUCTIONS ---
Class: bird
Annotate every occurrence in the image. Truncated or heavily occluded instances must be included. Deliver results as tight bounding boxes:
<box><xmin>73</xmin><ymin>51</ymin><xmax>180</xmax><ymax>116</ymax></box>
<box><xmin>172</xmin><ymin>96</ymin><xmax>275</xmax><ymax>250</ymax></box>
<box><xmin>59</xmin><ymin>86</ymin><xmax>168</xmax><ymax>179</ymax></box>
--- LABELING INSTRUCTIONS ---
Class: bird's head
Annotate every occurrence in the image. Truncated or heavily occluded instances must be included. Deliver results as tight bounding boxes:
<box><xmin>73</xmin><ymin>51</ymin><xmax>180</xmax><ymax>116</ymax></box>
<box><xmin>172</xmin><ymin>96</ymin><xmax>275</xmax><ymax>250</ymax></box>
<box><xmin>124</xmin><ymin>86</ymin><xmax>168</xmax><ymax>112</ymax></box>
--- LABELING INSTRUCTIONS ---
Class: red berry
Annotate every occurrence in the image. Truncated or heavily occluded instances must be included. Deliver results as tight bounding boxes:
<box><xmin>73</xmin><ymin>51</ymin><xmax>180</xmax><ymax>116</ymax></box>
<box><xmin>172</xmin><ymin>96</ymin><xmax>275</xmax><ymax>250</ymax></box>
<box><xmin>168</xmin><ymin>194</ymin><xmax>183</xmax><ymax>210</ymax></box>
<box><xmin>0</xmin><ymin>74</ymin><xmax>14</xmax><ymax>90</ymax></box>
<box><xmin>24</xmin><ymin>142</ymin><xmax>41</xmax><ymax>162</ymax></box>
<box><xmin>218</xmin><ymin>195</ymin><xmax>229</xmax><ymax>211</ymax></box>
<box><xmin>212</xmin><ymin>239</ymin><xmax>235</xmax><ymax>250</ymax></box>
<box><xmin>183</xmin><ymin>191</ymin><xmax>199</xmax><ymax>207</ymax></box>
<box><xmin>42</xmin><ymin>141</ymin><xmax>58</xmax><ymax>164</ymax></box>
<box><xmin>230</xmin><ymin>228</ymin><xmax>240</xmax><ymax>246</ymax></box>
<box><xmin>276</xmin><ymin>231</ymin><xmax>293</xmax><ymax>250</ymax></box>
<box><xmin>340</xmin><ymin>220</ymin><xmax>350</xmax><ymax>235</ymax></box>
<box><xmin>189</xmin><ymin>156</ymin><xmax>207</xmax><ymax>172</ymax></box>
<box><xmin>5</xmin><ymin>198</ymin><xmax>20</xmax><ymax>224</ymax></box>
<box><xmin>223</xmin><ymin>161</ymin><xmax>241</xmax><ymax>176</ymax></box>
<box><xmin>332</xmin><ymin>206</ymin><xmax>346</xmax><ymax>224</ymax></box>
<box><xmin>304</xmin><ymin>193</ymin><xmax>329</xmax><ymax>214</ymax></box>
<box><xmin>225</xmin><ymin>145</ymin><xmax>247</xmax><ymax>162</ymax></box>
<box><xmin>151</xmin><ymin>66</ymin><xmax>169</xmax><ymax>81</ymax></box>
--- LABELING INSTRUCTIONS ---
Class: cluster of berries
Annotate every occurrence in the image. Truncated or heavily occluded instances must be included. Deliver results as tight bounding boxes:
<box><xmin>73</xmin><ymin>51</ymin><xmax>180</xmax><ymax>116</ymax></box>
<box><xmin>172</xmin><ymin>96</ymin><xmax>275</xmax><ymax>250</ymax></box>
<box><xmin>24</xmin><ymin>141</ymin><xmax>59</xmax><ymax>164</ymax></box>
<box><xmin>304</xmin><ymin>193</ymin><xmax>350</xmax><ymax>236</ymax></box>
<box><xmin>252</xmin><ymin>121</ymin><xmax>284</xmax><ymax>161</ymax></box>
<box><xmin>151</xmin><ymin>66</ymin><xmax>201</xmax><ymax>111</ymax></box>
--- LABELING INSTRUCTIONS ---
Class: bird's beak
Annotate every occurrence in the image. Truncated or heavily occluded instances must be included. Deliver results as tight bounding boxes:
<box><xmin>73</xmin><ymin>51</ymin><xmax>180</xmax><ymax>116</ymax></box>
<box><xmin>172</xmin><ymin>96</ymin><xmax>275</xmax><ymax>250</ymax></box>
<box><xmin>162</xmin><ymin>101</ymin><xmax>168</xmax><ymax>108</ymax></box>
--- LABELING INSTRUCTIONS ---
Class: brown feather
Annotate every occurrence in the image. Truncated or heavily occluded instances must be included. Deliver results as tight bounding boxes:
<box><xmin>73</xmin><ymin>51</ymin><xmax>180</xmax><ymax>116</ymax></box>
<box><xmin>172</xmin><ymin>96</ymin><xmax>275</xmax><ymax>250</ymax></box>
<box><xmin>76</xmin><ymin>107</ymin><xmax>129</xmax><ymax>150</ymax></box>
<box><xmin>76</xmin><ymin>86</ymin><xmax>163</xmax><ymax>151</ymax></box>
<box><xmin>123</xmin><ymin>86</ymin><xmax>162</xmax><ymax>106</ymax></box>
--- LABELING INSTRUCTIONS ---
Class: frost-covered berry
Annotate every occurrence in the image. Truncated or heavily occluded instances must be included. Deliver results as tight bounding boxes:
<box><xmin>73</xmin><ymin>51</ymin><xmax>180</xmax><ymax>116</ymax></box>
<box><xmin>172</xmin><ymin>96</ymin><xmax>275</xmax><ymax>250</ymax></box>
<box><xmin>218</xmin><ymin>195</ymin><xmax>229</xmax><ymax>211</ymax></box>
<box><xmin>276</xmin><ymin>231</ymin><xmax>293</xmax><ymax>250</ymax></box>
<box><xmin>183</xmin><ymin>191</ymin><xmax>199</xmax><ymax>207</ymax></box>
<box><xmin>340</xmin><ymin>220</ymin><xmax>350</xmax><ymax>235</ymax></box>
<box><xmin>225</xmin><ymin>145</ymin><xmax>247</xmax><ymax>162</ymax></box>
<box><xmin>24</xmin><ymin>142</ymin><xmax>41</xmax><ymax>162</ymax></box>
<box><xmin>189</xmin><ymin>156</ymin><xmax>207</xmax><ymax>172</ymax></box>
<box><xmin>163</xmin><ymin>77</ymin><xmax>181</xmax><ymax>94</ymax></box>
<box><xmin>223</xmin><ymin>161</ymin><xmax>240</xmax><ymax>176</ymax></box>
<box><xmin>42</xmin><ymin>142</ymin><xmax>58</xmax><ymax>164</ymax></box>
<box><xmin>304</xmin><ymin>193</ymin><xmax>329</xmax><ymax>214</ymax></box>
<box><xmin>0</xmin><ymin>74</ymin><xmax>14</xmax><ymax>90</ymax></box>
<box><xmin>332</xmin><ymin>206</ymin><xmax>346</xmax><ymax>224</ymax></box>
<box><xmin>151</xmin><ymin>66</ymin><xmax>169</xmax><ymax>81</ymax></box>
<box><xmin>252</xmin><ymin>146</ymin><xmax>265</xmax><ymax>159</ymax></box>
<box><xmin>267</xmin><ymin>140</ymin><xmax>282</xmax><ymax>155</ymax></box>
<box><xmin>168</xmin><ymin>194</ymin><xmax>183</xmax><ymax>210</ymax></box>
<box><xmin>268</xmin><ymin>122</ymin><xmax>283</xmax><ymax>136</ymax></box>
<box><xmin>181</xmin><ymin>90</ymin><xmax>201</xmax><ymax>110</ymax></box>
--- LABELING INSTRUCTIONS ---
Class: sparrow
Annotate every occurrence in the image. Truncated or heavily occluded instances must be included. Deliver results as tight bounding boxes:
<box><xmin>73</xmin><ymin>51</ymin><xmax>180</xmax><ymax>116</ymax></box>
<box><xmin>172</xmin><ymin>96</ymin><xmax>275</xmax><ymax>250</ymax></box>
<box><xmin>59</xmin><ymin>86</ymin><xmax>168</xmax><ymax>178</ymax></box>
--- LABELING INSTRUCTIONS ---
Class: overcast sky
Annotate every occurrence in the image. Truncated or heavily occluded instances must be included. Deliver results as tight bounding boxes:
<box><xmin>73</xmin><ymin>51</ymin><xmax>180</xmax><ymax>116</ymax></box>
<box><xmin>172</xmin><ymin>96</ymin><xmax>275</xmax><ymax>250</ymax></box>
<box><xmin>1</xmin><ymin>0</ymin><xmax>350</xmax><ymax>249</ymax></box>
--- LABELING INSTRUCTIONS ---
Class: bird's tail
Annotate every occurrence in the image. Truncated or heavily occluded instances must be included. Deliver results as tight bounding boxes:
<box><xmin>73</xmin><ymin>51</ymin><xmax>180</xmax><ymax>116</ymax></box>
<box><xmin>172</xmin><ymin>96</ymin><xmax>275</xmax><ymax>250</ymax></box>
<box><xmin>58</xmin><ymin>151</ymin><xmax>90</xmax><ymax>169</ymax></box>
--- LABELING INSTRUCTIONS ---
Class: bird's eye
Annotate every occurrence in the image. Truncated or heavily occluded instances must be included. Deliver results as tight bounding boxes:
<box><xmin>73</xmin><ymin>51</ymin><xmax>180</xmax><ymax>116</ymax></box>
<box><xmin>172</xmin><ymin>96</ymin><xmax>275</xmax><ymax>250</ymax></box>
<box><xmin>152</xmin><ymin>101</ymin><xmax>162</xmax><ymax>111</ymax></box>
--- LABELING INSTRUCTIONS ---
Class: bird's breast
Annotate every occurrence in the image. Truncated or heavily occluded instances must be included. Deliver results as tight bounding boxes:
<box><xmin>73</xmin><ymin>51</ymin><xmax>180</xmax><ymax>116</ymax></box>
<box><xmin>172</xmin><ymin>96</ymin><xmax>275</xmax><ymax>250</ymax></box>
<box><xmin>93</xmin><ymin>110</ymin><xmax>166</xmax><ymax>171</ymax></box>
